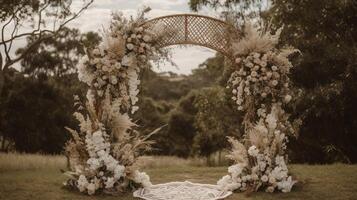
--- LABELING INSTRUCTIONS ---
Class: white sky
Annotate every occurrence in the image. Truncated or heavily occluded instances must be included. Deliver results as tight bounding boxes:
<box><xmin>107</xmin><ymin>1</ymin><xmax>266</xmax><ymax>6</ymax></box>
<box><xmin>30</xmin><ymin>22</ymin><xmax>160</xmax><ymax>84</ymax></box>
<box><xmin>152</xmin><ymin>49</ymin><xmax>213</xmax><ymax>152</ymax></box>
<box><xmin>2</xmin><ymin>0</ymin><xmax>224</xmax><ymax>75</ymax></box>
<box><xmin>68</xmin><ymin>0</ymin><xmax>223</xmax><ymax>75</ymax></box>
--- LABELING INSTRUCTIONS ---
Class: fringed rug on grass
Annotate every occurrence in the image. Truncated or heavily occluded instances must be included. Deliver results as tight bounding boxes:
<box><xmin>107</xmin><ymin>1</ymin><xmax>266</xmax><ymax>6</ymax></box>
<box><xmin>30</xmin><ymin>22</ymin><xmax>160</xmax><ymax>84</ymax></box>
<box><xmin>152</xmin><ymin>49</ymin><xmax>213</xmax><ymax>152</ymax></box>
<box><xmin>133</xmin><ymin>181</ymin><xmax>232</xmax><ymax>200</ymax></box>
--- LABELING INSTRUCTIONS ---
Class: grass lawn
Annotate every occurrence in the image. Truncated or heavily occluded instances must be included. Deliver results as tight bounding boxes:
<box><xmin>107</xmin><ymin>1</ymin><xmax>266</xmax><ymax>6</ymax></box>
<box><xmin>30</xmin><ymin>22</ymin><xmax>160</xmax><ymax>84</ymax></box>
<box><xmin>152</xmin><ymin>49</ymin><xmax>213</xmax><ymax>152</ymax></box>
<box><xmin>1</xmin><ymin>164</ymin><xmax>357</xmax><ymax>200</ymax></box>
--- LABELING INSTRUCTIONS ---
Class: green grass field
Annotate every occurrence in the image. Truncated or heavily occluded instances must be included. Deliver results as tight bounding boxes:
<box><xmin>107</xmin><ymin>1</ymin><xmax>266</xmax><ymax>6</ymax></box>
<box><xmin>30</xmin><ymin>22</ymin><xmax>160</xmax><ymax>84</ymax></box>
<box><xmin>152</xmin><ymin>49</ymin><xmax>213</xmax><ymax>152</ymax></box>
<box><xmin>1</xmin><ymin>153</ymin><xmax>357</xmax><ymax>200</ymax></box>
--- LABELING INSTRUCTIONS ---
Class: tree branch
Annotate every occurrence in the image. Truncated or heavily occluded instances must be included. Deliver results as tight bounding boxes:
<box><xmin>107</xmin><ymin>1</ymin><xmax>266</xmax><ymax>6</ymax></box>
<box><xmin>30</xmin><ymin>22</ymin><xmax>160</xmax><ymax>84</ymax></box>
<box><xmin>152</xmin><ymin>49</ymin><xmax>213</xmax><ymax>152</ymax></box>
<box><xmin>1</xmin><ymin>11</ymin><xmax>16</xmax><ymax>62</ymax></box>
<box><xmin>0</xmin><ymin>0</ymin><xmax>93</xmax><ymax>45</ymax></box>
<box><xmin>0</xmin><ymin>51</ymin><xmax>3</xmax><ymax>70</ymax></box>
<box><xmin>7</xmin><ymin>17</ymin><xmax>20</xmax><ymax>54</ymax></box>
<box><xmin>2</xmin><ymin>0</ymin><xmax>94</xmax><ymax>70</ymax></box>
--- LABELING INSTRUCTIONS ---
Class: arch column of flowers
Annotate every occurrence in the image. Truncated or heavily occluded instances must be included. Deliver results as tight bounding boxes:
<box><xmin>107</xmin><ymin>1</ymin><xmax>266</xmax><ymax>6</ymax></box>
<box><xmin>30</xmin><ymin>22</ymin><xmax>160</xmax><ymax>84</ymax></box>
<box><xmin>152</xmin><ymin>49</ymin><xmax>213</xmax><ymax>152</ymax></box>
<box><xmin>217</xmin><ymin>23</ymin><xmax>301</xmax><ymax>193</ymax></box>
<box><xmin>63</xmin><ymin>8</ymin><xmax>175</xmax><ymax>195</ymax></box>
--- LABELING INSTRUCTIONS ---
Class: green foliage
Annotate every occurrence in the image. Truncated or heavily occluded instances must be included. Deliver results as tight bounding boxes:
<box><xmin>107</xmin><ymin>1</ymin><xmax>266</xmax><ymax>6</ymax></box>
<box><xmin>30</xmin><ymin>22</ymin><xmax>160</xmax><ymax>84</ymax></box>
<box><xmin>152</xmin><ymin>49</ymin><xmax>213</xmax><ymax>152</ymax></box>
<box><xmin>165</xmin><ymin>91</ymin><xmax>200</xmax><ymax>157</ymax></box>
<box><xmin>2</xmin><ymin>75</ymin><xmax>78</xmax><ymax>153</ymax></box>
<box><xmin>192</xmin><ymin>86</ymin><xmax>242</xmax><ymax>158</ymax></box>
<box><xmin>190</xmin><ymin>0</ymin><xmax>357</xmax><ymax>164</ymax></box>
<box><xmin>17</xmin><ymin>27</ymin><xmax>101</xmax><ymax>77</ymax></box>
<box><xmin>268</xmin><ymin>0</ymin><xmax>357</xmax><ymax>163</ymax></box>
<box><xmin>0</xmin><ymin>0</ymin><xmax>73</xmax><ymax>22</ymax></box>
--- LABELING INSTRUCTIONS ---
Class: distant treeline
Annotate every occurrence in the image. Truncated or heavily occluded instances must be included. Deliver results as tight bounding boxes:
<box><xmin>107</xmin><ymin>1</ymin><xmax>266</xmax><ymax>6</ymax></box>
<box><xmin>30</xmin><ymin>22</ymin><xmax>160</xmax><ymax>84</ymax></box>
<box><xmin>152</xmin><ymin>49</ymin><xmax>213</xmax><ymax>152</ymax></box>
<box><xmin>1</xmin><ymin>0</ymin><xmax>356</xmax><ymax>164</ymax></box>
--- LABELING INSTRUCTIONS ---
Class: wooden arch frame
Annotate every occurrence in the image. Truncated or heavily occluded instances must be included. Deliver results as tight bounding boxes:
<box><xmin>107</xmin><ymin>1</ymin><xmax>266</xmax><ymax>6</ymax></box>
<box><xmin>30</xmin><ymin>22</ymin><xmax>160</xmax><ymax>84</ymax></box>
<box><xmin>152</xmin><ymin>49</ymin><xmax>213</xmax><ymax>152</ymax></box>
<box><xmin>143</xmin><ymin>14</ymin><xmax>236</xmax><ymax>59</ymax></box>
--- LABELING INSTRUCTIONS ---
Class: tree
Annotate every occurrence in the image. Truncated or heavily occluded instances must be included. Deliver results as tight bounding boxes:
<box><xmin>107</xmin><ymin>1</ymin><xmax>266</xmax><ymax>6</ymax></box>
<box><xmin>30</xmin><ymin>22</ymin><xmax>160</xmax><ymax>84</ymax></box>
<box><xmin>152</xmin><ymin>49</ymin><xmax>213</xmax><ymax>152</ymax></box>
<box><xmin>269</xmin><ymin>0</ymin><xmax>357</xmax><ymax>163</ymax></box>
<box><xmin>165</xmin><ymin>91</ymin><xmax>200</xmax><ymax>157</ymax></box>
<box><xmin>0</xmin><ymin>0</ymin><xmax>93</xmax><ymax>99</ymax></box>
<box><xmin>192</xmin><ymin>86</ymin><xmax>241</xmax><ymax>164</ymax></box>
<box><xmin>2</xmin><ymin>75</ymin><xmax>76</xmax><ymax>153</ymax></box>
<box><xmin>189</xmin><ymin>0</ymin><xmax>265</xmax><ymax>21</ymax></box>
<box><xmin>18</xmin><ymin>27</ymin><xmax>101</xmax><ymax>77</ymax></box>
<box><xmin>190</xmin><ymin>0</ymin><xmax>357</xmax><ymax>163</ymax></box>
<box><xmin>0</xmin><ymin>0</ymin><xmax>94</xmax><ymax>152</ymax></box>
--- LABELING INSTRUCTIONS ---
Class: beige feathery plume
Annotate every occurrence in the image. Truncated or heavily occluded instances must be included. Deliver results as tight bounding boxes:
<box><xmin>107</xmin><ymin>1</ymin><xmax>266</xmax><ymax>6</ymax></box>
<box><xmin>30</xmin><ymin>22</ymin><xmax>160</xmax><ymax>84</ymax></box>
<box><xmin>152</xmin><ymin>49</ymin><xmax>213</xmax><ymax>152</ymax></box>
<box><xmin>232</xmin><ymin>23</ymin><xmax>283</xmax><ymax>56</ymax></box>
<box><xmin>226</xmin><ymin>137</ymin><xmax>249</xmax><ymax>166</ymax></box>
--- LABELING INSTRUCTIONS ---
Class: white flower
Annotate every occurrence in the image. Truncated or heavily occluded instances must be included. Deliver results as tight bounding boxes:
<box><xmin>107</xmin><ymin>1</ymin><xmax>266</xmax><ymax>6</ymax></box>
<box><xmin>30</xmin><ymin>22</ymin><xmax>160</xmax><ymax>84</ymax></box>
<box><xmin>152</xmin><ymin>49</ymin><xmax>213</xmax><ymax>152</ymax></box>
<box><xmin>87</xmin><ymin>158</ymin><xmax>101</xmax><ymax>170</ymax></box>
<box><xmin>133</xmin><ymin>170</ymin><xmax>152</xmax><ymax>188</ymax></box>
<box><xmin>252</xmin><ymin>174</ymin><xmax>259</xmax><ymax>181</ymax></box>
<box><xmin>92</xmin><ymin>48</ymin><xmax>100</xmax><ymax>56</ymax></box>
<box><xmin>228</xmin><ymin>164</ymin><xmax>244</xmax><ymax>178</ymax></box>
<box><xmin>272</xmin><ymin>65</ymin><xmax>278</xmax><ymax>71</ymax></box>
<box><xmin>266</xmin><ymin>72</ymin><xmax>273</xmax><ymax>78</ymax></box>
<box><xmin>126</xmin><ymin>43</ymin><xmax>134</xmax><ymax>50</ymax></box>
<box><xmin>277</xmin><ymin>176</ymin><xmax>297</xmax><ymax>193</ymax></box>
<box><xmin>131</xmin><ymin>106</ymin><xmax>139</xmax><ymax>114</ymax></box>
<box><xmin>77</xmin><ymin>175</ymin><xmax>88</xmax><ymax>192</ymax></box>
<box><xmin>143</xmin><ymin>35</ymin><xmax>151</xmax><ymax>42</ymax></box>
<box><xmin>104</xmin><ymin>177</ymin><xmax>116</xmax><ymax>189</ymax></box>
<box><xmin>248</xmin><ymin>145</ymin><xmax>259</xmax><ymax>157</ymax></box>
<box><xmin>114</xmin><ymin>165</ymin><xmax>125</xmax><ymax>179</ymax></box>
<box><xmin>266</xmin><ymin>186</ymin><xmax>275</xmax><ymax>193</ymax></box>
<box><xmin>284</xmin><ymin>95</ymin><xmax>292</xmax><ymax>103</ymax></box>
<box><xmin>272</xmin><ymin>80</ymin><xmax>279</xmax><ymax>86</ymax></box>
<box><xmin>266</xmin><ymin>113</ymin><xmax>277</xmax><ymax>130</ymax></box>
<box><xmin>110</xmin><ymin>75</ymin><xmax>118</xmax><ymax>85</ymax></box>
<box><xmin>235</xmin><ymin>57</ymin><xmax>241</xmax><ymax>64</ymax></box>
<box><xmin>259</xmin><ymin>161</ymin><xmax>267</xmax><ymax>171</ymax></box>
<box><xmin>269</xmin><ymin>176</ymin><xmax>276</xmax><ymax>184</ymax></box>
<box><xmin>261</xmin><ymin>175</ymin><xmax>268</xmax><ymax>182</ymax></box>
<box><xmin>77</xmin><ymin>55</ymin><xmax>95</xmax><ymax>85</ymax></box>
<box><xmin>121</xmin><ymin>55</ymin><xmax>134</xmax><ymax>66</ymax></box>
<box><xmin>115</xmin><ymin>62</ymin><xmax>122</xmax><ymax>69</ymax></box>
<box><xmin>251</xmin><ymin>71</ymin><xmax>258</xmax><ymax>77</ymax></box>
<box><xmin>87</xmin><ymin>183</ymin><xmax>96</xmax><ymax>195</ymax></box>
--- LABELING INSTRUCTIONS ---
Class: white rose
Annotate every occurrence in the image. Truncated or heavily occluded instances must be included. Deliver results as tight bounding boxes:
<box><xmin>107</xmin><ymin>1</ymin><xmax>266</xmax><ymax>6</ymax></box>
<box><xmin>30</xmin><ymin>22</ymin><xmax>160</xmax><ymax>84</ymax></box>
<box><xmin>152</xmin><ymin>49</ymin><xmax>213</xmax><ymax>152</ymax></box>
<box><xmin>266</xmin><ymin>186</ymin><xmax>275</xmax><ymax>193</ymax></box>
<box><xmin>143</xmin><ymin>35</ymin><xmax>151</xmax><ymax>42</ymax></box>
<box><xmin>284</xmin><ymin>95</ymin><xmax>292</xmax><ymax>103</ymax></box>
<box><xmin>261</xmin><ymin>175</ymin><xmax>268</xmax><ymax>182</ymax></box>
<box><xmin>248</xmin><ymin>145</ymin><xmax>259</xmax><ymax>157</ymax></box>
<box><xmin>92</xmin><ymin>49</ymin><xmax>100</xmax><ymax>56</ymax></box>
<box><xmin>272</xmin><ymin>65</ymin><xmax>278</xmax><ymax>71</ymax></box>
<box><xmin>104</xmin><ymin>177</ymin><xmax>115</xmax><ymax>189</ymax></box>
<box><xmin>272</xmin><ymin>80</ymin><xmax>278</xmax><ymax>86</ymax></box>
<box><xmin>87</xmin><ymin>183</ymin><xmax>96</xmax><ymax>195</ymax></box>
<box><xmin>126</xmin><ymin>43</ymin><xmax>134</xmax><ymax>50</ymax></box>
<box><xmin>235</xmin><ymin>57</ymin><xmax>241</xmax><ymax>64</ymax></box>
<box><xmin>266</xmin><ymin>72</ymin><xmax>273</xmax><ymax>78</ymax></box>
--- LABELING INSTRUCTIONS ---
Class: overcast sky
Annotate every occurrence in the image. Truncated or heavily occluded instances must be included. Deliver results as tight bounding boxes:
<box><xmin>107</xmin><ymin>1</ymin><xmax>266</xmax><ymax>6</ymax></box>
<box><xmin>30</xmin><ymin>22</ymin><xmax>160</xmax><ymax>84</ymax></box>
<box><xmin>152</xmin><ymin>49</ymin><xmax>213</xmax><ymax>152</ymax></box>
<box><xmin>67</xmin><ymin>0</ymin><xmax>223</xmax><ymax>75</ymax></box>
<box><xmin>1</xmin><ymin>0</ymin><xmax>224</xmax><ymax>75</ymax></box>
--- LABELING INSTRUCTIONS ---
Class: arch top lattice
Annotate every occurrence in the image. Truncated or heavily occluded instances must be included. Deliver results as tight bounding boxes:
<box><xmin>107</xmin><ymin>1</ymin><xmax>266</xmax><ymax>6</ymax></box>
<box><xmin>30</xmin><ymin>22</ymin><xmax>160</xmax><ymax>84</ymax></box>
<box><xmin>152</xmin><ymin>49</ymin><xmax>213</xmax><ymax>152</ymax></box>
<box><xmin>143</xmin><ymin>14</ymin><xmax>235</xmax><ymax>58</ymax></box>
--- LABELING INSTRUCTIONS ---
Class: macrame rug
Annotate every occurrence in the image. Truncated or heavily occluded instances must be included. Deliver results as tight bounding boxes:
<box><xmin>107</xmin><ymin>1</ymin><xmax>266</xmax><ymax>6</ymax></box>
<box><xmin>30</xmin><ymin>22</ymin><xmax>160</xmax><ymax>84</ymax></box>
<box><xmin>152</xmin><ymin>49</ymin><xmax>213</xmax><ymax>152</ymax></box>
<box><xmin>133</xmin><ymin>181</ymin><xmax>232</xmax><ymax>200</ymax></box>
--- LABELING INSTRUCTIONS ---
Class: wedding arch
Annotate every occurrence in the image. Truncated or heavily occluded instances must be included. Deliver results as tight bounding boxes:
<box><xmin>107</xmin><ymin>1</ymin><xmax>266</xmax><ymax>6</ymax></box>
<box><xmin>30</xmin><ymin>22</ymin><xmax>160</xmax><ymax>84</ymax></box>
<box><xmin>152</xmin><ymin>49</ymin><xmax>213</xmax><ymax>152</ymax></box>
<box><xmin>143</xmin><ymin>14</ymin><xmax>233</xmax><ymax>58</ymax></box>
<box><xmin>63</xmin><ymin>8</ymin><xmax>300</xmax><ymax>199</ymax></box>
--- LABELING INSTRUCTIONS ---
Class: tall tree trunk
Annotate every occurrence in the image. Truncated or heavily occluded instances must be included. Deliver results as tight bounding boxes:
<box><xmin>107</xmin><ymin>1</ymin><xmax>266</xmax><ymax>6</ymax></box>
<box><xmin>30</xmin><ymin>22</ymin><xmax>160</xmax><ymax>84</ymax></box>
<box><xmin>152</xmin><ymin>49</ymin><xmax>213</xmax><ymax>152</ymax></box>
<box><xmin>0</xmin><ymin>136</ymin><xmax>5</xmax><ymax>152</ymax></box>
<box><xmin>0</xmin><ymin>69</ymin><xmax>5</xmax><ymax>101</ymax></box>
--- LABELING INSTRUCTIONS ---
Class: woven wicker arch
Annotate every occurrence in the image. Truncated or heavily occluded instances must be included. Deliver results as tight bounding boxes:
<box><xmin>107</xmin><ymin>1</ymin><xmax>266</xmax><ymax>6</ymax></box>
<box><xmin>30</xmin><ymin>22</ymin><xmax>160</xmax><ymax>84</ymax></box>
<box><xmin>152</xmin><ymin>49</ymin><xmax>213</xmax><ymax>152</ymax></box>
<box><xmin>143</xmin><ymin>14</ymin><xmax>235</xmax><ymax>59</ymax></box>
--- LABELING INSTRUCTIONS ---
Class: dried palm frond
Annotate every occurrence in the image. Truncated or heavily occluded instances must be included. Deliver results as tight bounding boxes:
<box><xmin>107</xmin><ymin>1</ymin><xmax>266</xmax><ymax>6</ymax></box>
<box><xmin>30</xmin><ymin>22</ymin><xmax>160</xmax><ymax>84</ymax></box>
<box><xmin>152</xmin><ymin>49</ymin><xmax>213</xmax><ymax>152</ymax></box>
<box><xmin>73</xmin><ymin>112</ymin><xmax>92</xmax><ymax>134</ymax></box>
<box><xmin>232</xmin><ymin>23</ymin><xmax>282</xmax><ymax>56</ymax></box>
<box><xmin>226</xmin><ymin>136</ymin><xmax>248</xmax><ymax>166</ymax></box>
<box><xmin>111</xmin><ymin>113</ymin><xmax>136</xmax><ymax>141</ymax></box>
<box><xmin>248</xmin><ymin>121</ymin><xmax>269</xmax><ymax>150</ymax></box>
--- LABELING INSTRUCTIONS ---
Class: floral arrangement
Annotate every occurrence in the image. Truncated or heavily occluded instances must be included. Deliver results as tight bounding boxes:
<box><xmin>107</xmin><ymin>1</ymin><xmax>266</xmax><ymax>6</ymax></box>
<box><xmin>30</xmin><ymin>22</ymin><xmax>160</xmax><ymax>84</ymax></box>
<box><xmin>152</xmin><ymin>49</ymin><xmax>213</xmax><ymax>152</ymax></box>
<box><xmin>63</xmin><ymin>8</ymin><xmax>174</xmax><ymax>195</ymax></box>
<box><xmin>218</xmin><ymin>23</ymin><xmax>301</xmax><ymax>193</ymax></box>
